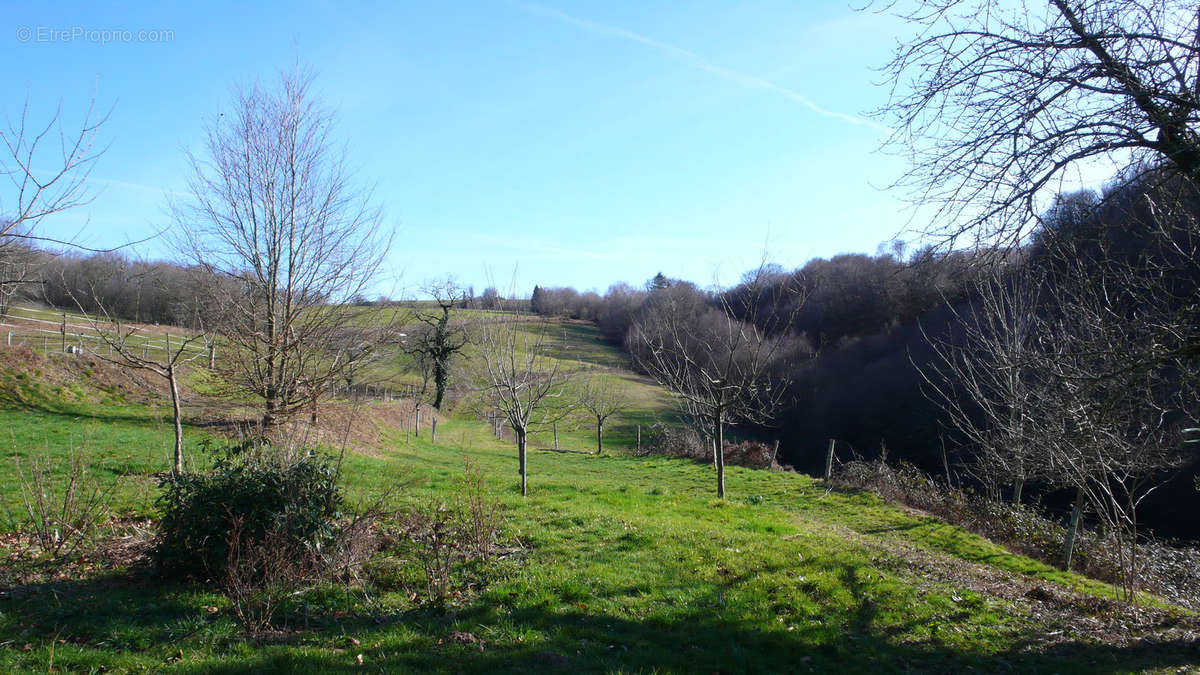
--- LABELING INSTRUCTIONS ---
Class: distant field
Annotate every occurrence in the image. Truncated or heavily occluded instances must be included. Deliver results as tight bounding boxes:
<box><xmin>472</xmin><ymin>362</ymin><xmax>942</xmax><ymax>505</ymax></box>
<box><xmin>1</xmin><ymin>304</ymin><xmax>209</xmax><ymax>362</ymax></box>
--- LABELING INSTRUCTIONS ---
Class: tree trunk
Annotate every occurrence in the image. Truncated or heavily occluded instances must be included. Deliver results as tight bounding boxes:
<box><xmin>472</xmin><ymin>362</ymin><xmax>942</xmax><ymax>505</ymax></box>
<box><xmin>168</xmin><ymin>365</ymin><xmax>184</xmax><ymax>475</ymax></box>
<box><xmin>433</xmin><ymin>358</ymin><xmax>447</xmax><ymax>410</ymax></box>
<box><xmin>1012</xmin><ymin>477</ymin><xmax>1024</xmax><ymax>505</ymax></box>
<box><xmin>517</xmin><ymin>426</ymin><xmax>528</xmax><ymax>497</ymax></box>
<box><xmin>596</xmin><ymin>419</ymin><xmax>603</xmax><ymax>455</ymax></box>
<box><xmin>263</xmin><ymin>304</ymin><xmax>279</xmax><ymax>428</ymax></box>
<box><xmin>714</xmin><ymin>411</ymin><xmax>726</xmax><ymax>499</ymax></box>
<box><xmin>263</xmin><ymin>396</ymin><xmax>278</xmax><ymax>428</ymax></box>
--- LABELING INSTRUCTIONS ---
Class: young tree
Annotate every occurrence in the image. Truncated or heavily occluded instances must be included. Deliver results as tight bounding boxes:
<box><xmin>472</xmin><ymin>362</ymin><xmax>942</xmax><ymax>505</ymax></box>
<box><xmin>477</xmin><ymin>311</ymin><xmax>573</xmax><ymax>497</ymax></box>
<box><xmin>1033</xmin><ymin>235</ymin><xmax>1191</xmax><ymax>601</ymax></box>
<box><xmin>631</xmin><ymin>266</ymin><xmax>804</xmax><ymax>498</ymax></box>
<box><xmin>174</xmin><ymin>67</ymin><xmax>395</xmax><ymax>427</ymax></box>
<box><xmin>67</xmin><ymin>287</ymin><xmax>208</xmax><ymax>475</ymax></box>
<box><xmin>576</xmin><ymin>369</ymin><xmax>630</xmax><ymax>454</ymax></box>
<box><xmin>919</xmin><ymin>267</ymin><xmax>1050</xmax><ymax>503</ymax></box>
<box><xmin>402</xmin><ymin>278</ymin><xmax>471</xmax><ymax>410</ymax></box>
<box><xmin>877</xmin><ymin>0</ymin><xmax>1200</xmax><ymax>248</ymax></box>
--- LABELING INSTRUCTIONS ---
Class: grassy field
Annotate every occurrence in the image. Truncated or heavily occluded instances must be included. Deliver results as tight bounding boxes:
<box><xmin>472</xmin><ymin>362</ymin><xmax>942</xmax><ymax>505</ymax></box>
<box><xmin>0</xmin><ymin>320</ymin><xmax>1196</xmax><ymax>673</ymax></box>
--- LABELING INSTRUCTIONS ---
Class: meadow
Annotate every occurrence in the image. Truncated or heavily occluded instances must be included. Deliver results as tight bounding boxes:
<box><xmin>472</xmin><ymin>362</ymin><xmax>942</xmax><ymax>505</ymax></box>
<box><xmin>0</xmin><ymin>308</ymin><xmax>1195</xmax><ymax>673</ymax></box>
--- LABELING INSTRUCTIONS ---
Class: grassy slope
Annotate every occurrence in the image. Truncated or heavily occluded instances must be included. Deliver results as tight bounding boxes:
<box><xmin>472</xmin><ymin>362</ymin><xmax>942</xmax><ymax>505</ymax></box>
<box><xmin>0</xmin><ymin>321</ymin><xmax>1196</xmax><ymax>673</ymax></box>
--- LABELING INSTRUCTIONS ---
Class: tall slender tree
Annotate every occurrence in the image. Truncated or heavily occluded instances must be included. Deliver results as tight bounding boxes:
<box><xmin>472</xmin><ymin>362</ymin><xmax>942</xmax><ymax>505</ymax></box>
<box><xmin>175</xmin><ymin>66</ymin><xmax>396</xmax><ymax>427</ymax></box>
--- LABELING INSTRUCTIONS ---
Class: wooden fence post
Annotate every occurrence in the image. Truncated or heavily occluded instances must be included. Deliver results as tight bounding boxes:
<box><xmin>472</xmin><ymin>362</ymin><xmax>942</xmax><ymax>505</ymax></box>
<box><xmin>1063</xmin><ymin>488</ymin><xmax>1084</xmax><ymax>571</ymax></box>
<box><xmin>825</xmin><ymin>439</ymin><xmax>836</xmax><ymax>481</ymax></box>
<box><xmin>636</xmin><ymin>425</ymin><xmax>641</xmax><ymax>452</ymax></box>
<box><xmin>431</xmin><ymin>418</ymin><xmax>438</xmax><ymax>444</ymax></box>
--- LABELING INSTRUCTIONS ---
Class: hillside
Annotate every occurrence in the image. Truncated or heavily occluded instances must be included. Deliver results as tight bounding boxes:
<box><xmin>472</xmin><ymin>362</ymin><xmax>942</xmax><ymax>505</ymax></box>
<box><xmin>0</xmin><ymin>316</ymin><xmax>1197</xmax><ymax>673</ymax></box>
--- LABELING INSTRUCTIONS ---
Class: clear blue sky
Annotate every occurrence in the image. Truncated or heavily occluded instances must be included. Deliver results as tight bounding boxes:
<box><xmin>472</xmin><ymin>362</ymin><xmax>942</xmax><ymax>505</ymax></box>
<box><xmin>3</xmin><ymin>1</ymin><xmax>919</xmax><ymax>298</ymax></box>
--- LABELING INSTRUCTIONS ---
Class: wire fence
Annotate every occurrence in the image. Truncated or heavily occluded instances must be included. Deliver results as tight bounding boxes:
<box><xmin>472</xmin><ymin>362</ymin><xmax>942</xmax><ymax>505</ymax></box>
<box><xmin>1</xmin><ymin>305</ymin><xmax>212</xmax><ymax>363</ymax></box>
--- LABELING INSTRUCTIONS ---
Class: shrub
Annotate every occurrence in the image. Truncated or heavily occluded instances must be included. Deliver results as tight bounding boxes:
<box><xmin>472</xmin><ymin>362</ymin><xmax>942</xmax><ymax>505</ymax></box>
<box><xmin>640</xmin><ymin>422</ymin><xmax>778</xmax><ymax>470</ymax></box>
<box><xmin>222</xmin><ymin>516</ymin><xmax>321</xmax><ymax>632</ymax></box>
<box><xmin>639</xmin><ymin>422</ymin><xmax>708</xmax><ymax>460</ymax></box>
<box><xmin>723</xmin><ymin>440</ymin><xmax>774</xmax><ymax>469</ymax></box>
<box><xmin>375</xmin><ymin>459</ymin><xmax>508</xmax><ymax>606</ymax></box>
<box><xmin>151</xmin><ymin>439</ymin><xmax>343</xmax><ymax>581</ymax></box>
<box><xmin>4</xmin><ymin>450</ymin><xmax>112</xmax><ymax>560</ymax></box>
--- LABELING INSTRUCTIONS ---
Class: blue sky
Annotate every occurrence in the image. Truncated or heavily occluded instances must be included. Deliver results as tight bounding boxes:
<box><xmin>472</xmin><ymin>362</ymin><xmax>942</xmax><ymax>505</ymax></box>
<box><xmin>4</xmin><ymin>1</ymin><xmax>922</xmax><ymax>298</ymax></box>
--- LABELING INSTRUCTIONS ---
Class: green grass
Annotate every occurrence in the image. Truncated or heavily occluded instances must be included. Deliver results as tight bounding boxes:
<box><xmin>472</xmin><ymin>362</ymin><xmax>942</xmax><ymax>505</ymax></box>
<box><xmin>1</xmin><ymin>408</ymin><xmax>1194</xmax><ymax>672</ymax></box>
<box><xmin>0</xmin><ymin>320</ymin><xmax>1195</xmax><ymax>673</ymax></box>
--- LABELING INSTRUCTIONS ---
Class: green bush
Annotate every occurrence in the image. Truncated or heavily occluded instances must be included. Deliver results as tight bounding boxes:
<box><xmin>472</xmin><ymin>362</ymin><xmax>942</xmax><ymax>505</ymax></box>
<box><xmin>151</xmin><ymin>440</ymin><xmax>344</xmax><ymax>580</ymax></box>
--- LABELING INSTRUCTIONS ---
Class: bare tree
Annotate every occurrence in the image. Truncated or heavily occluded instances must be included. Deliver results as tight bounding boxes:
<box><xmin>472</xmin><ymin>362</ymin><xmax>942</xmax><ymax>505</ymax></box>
<box><xmin>924</xmin><ymin>228</ymin><xmax>1191</xmax><ymax>599</ymax></box>
<box><xmin>67</xmin><ymin>285</ymin><xmax>208</xmax><ymax>475</ymax></box>
<box><xmin>1033</xmin><ymin>237</ymin><xmax>1191</xmax><ymax>601</ymax></box>
<box><xmin>1</xmin><ymin>96</ymin><xmax>106</xmax><ymax>242</ymax></box>
<box><xmin>477</xmin><ymin>311</ymin><xmax>573</xmax><ymax>497</ymax></box>
<box><xmin>402</xmin><ymin>279</ymin><xmax>471</xmax><ymax>411</ymax></box>
<box><xmin>174</xmin><ymin>67</ymin><xmax>395</xmax><ymax>427</ymax></box>
<box><xmin>576</xmin><ymin>369</ymin><xmax>630</xmax><ymax>455</ymax></box>
<box><xmin>0</xmin><ymin>96</ymin><xmax>107</xmax><ymax>317</ymax></box>
<box><xmin>0</xmin><ymin>224</ymin><xmax>37</xmax><ymax>318</ymax></box>
<box><xmin>631</xmin><ymin>266</ymin><xmax>803</xmax><ymax>499</ymax></box>
<box><xmin>877</xmin><ymin>0</ymin><xmax>1200</xmax><ymax>248</ymax></box>
<box><xmin>919</xmin><ymin>266</ymin><xmax>1050</xmax><ymax>503</ymax></box>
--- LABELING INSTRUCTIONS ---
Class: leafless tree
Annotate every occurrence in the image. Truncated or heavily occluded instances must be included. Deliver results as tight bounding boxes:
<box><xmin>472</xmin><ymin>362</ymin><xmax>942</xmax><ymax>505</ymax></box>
<box><xmin>402</xmin><ymin>279</ymin><xmax>471</xmax><ymax>411</ymax></box>
<box><xmin>631</xmin><ymin>265</ymin><xmax>804</xmax><ymax>499</ymax></box>
<box><xmin>924</xmin><ymin>229</ymin><xmax>1191</xmax><ymax>599</ymax></box>
<box><xmin>1034</xmin><ymin>237</ymin><xmax>1191</xmax><ymax>601</ymax></box>
<box><xmin>576</xmin><ymin>369</ymin><xmax>630</xmax><ymax>455</ymax></box>
<box><xmin>65</xmin><ymin>281</ymin><xmax>209</xmax><ymax>475</ymax></box>
<box><xmin>0</xmin><ymin>223</ymin><xmax>38</xmax><ymax>318</ymax></box>
<box><xmin>477</xmin><ymin>310</ymin><xmax>574</xmax><ymax>497</ymax></box>
<box><xmin>1</xmin><ymin>96</ymin><xmax>106</xmax><ymax>243</ymax></box>
<box><xmin>0</xmin><ymin>96</ymin><xmax>107</xmax><ymax>316</ymax></box>
<box><xmin>174</xmin><ymin>67</ymin><xmax>395</xmax><ymax>427</ymax></box>
<box><xmin>919</xmin><ymin>266</ymin><xmax>1050</xmax><ymax>503</ymax></box>
<box><xmin>876</xmin><ymin>0</ymin><xmax>1200</xmax><ymax>249</ymax></box>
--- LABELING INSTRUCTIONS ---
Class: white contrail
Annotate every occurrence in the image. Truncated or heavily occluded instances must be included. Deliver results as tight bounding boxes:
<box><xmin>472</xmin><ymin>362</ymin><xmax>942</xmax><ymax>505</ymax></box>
<box><xmin>514</xmin><ymin>2</ymin><xmax>890</xmax><ymax>132</ymax></box>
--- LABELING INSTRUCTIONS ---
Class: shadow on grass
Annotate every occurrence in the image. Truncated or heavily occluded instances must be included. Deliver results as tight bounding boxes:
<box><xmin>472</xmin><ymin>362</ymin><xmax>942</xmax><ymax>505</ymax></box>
<box><xmin>4</xmin><ymin>568</ymin><xmax>1197</xmax><ymax>675</ymax></box>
